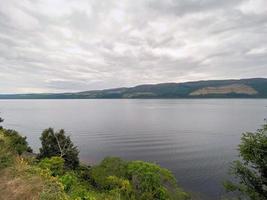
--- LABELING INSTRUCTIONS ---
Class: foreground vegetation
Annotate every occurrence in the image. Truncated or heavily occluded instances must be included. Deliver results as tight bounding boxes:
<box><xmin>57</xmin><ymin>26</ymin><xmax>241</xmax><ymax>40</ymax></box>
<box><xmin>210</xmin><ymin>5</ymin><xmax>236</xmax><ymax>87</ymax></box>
<box><xmin>0</xmin><ymin>126</ymin><xmax>190</xmax><ymax>200</ymax></box>
<box><xmin>224</xmin><ymin>123</ymin><xmax>267</xmax><ymax>200</ymax></box>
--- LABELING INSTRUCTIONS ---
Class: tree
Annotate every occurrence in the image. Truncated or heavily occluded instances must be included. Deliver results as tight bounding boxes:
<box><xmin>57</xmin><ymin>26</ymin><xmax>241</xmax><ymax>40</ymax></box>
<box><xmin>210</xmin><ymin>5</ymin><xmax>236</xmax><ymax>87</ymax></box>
<box><xmin>0</xmin><ymin>115</ymin><xmax>4</xmax><ymax>129</ymax></box>
<box><xmin>224</xmin><ymin>123</ymin><xmax>267</xmax><ymax>200</ymax></box>
<box><xmin>38</xmin><ymin>128</ymin><xmax>79</xmax><ymax>169</ymax></box>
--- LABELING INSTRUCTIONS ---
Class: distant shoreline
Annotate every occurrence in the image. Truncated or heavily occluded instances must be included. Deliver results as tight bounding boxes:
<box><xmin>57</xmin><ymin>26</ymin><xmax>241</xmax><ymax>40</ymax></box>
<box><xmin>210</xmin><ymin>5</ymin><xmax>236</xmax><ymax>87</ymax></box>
<box><xmin>0</xmin><ymin>97</ymin><xmax>267</xmax><ymax>100</ymax></box>
<box><xmin>1</xmin><ymin>78</ymin><xmax>267</xmax><ymax>99</ymax></box>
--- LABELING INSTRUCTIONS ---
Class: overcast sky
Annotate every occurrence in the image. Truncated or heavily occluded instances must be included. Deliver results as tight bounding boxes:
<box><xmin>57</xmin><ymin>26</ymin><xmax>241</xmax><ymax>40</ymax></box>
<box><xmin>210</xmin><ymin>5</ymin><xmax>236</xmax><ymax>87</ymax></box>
<box><xmin>0</xmin><ymin>0</ymin><xmax>267</xmax><ymax>93</ymax></box>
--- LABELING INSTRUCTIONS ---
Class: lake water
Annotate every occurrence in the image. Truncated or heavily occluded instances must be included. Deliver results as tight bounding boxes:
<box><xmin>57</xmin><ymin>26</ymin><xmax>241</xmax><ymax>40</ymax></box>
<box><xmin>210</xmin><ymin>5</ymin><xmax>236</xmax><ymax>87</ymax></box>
<box><xmin>0</xmin><ymin>99</ymin><xmax>266</xmax><ymax>199</ymax></box>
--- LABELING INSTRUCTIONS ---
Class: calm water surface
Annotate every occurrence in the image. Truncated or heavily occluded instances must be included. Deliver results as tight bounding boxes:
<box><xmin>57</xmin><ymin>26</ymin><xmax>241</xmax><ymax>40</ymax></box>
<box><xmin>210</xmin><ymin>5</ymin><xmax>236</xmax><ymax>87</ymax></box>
<box><xmin>1</xmin><ymin>99</ymin><xmax>267</xmax><ymax>199</ymax></box>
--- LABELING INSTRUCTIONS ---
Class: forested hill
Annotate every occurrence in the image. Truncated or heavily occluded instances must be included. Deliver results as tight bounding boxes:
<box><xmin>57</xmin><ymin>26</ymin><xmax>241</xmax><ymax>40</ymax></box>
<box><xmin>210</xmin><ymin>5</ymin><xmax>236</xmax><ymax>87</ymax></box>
<box><xmin>1</xmin><ymin>78</ymin><xmax>267</xmax><ymax>99</ymax></box>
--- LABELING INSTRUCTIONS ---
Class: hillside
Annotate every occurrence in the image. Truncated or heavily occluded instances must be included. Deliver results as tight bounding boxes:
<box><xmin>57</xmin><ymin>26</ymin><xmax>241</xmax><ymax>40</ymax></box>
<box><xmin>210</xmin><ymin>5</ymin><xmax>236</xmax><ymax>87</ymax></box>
<box><xmin>0</xmin><ymin>128</ymin><xmax>189</xmax><ymax>200</ymax></box>
<box><xmin>0</xmin><ymin>78</ymin><xmax>267</xmax><ymax>99</ymax></box>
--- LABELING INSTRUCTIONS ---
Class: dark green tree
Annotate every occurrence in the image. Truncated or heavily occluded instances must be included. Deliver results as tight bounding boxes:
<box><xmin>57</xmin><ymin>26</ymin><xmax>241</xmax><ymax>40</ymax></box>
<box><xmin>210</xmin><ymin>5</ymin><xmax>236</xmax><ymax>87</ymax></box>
<box><xmin>0</xmin><ymin>116</ymin><xmax>4</xmax><ymax>129</ymax></box>
<box><xmin>224</xmin><ymin>123</ymin><xmax>267</xmax><ymax>200</ymax></box>
<box><xmin>38</xmin><ymin>128</ymin><xmax>79</xmax><ymax>169</ymax></box>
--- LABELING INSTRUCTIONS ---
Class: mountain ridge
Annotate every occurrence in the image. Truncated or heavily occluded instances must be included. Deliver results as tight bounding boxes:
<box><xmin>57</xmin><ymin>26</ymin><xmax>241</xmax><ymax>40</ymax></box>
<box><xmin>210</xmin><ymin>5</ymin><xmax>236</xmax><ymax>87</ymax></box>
<box><xmin>1</xmin><ymin>78</ymin><xmax>267</xmax><ymax>99</ymax></box>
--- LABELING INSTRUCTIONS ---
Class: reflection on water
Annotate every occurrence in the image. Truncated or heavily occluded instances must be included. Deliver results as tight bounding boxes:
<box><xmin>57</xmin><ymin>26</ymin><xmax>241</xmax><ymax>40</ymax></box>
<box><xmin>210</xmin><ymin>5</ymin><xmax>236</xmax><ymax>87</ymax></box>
<box><xmin>1</xmin><ymin>99</ymin><xmax>266</xmax><ymax>199</ymax></box>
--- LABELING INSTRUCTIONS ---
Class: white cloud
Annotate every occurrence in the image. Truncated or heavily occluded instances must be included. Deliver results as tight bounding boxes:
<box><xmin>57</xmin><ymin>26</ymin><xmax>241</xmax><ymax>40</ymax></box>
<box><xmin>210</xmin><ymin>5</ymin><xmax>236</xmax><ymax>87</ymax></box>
<box><xmin>247</xmin><ymin>47</ymin><xmax>267</xmax><ymax>55</ymax></box>
<box><xmin>238</xmin><ymin>0</ymin><xmax>267</xmax><ymax>15</ymax></box>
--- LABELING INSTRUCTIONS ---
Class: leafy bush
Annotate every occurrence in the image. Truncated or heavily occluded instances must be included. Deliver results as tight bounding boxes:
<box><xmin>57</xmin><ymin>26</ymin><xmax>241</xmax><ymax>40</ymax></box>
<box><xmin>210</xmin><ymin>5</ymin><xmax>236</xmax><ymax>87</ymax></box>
<box><xmin>90</xmin><ymin>157</ymin><xmax>189</xmax><ymax>200</ymax></box>
<box><xmin>76</xmin><ymin>164</ymin><xmax>92</xmax><ymax>181</ymax></box>
<box><xmin>3</xmin><ymin>129</ymin><xmax>32</xmax><ymax>155</ymax></box>
<box><xmin>0</xmin><ymin>153</ymin><xmax>13</xmax><ymax>169</ymax></box>
<box><xmin>90</xmin><ymin>157</ymin><xmax>128</xmax><ymax>189</ymax></box>
<box><xmin>127</xmin><ymin>161</ymin><xmax>188</xmax><ymax>200</ymax></box>
<box><xmin>0</xmin><ymin>138</ymin><xmax>12</xmax><ymax>169</ymax></box>
<box><xmin>39</xmin><ymin>156</ymin><xmax>65</xmax><ymax>176</ymax></box>
<box><xmin>60</xmin><ymin>172</ymin><xmax>79</xmax><ymax>192</ymax></box>
<box><xmin>107</xmin><ymin>176</ymin><xmax>134</xmax><ymax>199</ymax></box>
<box><xmin>40</xmin><ymin>178</ymin><xmax>69</xmax><ymax>200</ymax></box>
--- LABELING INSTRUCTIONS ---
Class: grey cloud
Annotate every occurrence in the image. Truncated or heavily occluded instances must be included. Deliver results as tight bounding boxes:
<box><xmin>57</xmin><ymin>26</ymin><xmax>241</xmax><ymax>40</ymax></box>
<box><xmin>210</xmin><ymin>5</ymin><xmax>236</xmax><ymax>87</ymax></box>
<box><xmin>147</xmin><ymin>0</ymin><xmax>245</xmax><ymax>16</ymax></box>
<box><xmin>0</xmin><ymin>0</ymin><xmax>266</xmax><ymax>93</ymax></box>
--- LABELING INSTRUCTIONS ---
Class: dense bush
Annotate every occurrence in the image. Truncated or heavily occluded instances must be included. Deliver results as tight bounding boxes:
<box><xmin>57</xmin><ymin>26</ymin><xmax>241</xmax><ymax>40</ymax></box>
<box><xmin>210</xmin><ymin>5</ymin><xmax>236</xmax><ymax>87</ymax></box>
<box><xmin>40</xmin><ymin>178</ymin><xmax>69</xmax><ymax>200</ymax></box>
<box><xmin>39</xmin><ymin>156</ymin><xmax>65</xmax><ymax>176</ymax></box>
<box><xmin>0</xmin><ymin>138</ymin><xmax>14</xmax><ymax>169</ymax></box>
<box><xmin>0</xmin><ymin>116</ymin><xmax>3</xmax><ymax>129</ymax></box>
<box><xmin>60</xmin><ymin>172</ymin><xmax>79</xmax><ymax>192</ymax></box>
<box><xmin>90</xmin><ymin>157</ymin><xmax>128</xmax><ymax>189</ymax></box>
<box><xmin>106</xmin><ymin>175</ymin><xmax>134</xmax><ymax>199</ymax></box>
<box><xmin>90</xmin><ymin>157</ymin><xmax>190</xmax><ymax>200</ymax></box>
<box><xmin>75</xmin><ymin>164</ymin><xmax>92</xmax><ymax>181</ymax></box>
<box><xmin>3</xmin><ymin>129</ymin><xmax>32</xmax><ymax>155</ymax></box>
<box><xmin>127</xmin><ymin>161</ymin><xmax>189</xmax><ymax>200</ymax></box>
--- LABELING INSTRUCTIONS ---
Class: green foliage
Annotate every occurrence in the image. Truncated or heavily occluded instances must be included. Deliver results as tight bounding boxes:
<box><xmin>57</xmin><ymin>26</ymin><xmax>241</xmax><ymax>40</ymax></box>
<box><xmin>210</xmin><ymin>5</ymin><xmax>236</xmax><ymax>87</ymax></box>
<box><xmin>59</xmin><ymin>172</ymin><xmax>96</xmax><ymax>200</ymax></box>
<box><xmin>224</xmin><ymin>123</ymin><xmax>267</xmax><ymax>199</ymax></box>
<box><xmin>1</xmin><ymin>127</ymin><xmax>190</xmax><ymax>200</ymax></box>
<box><xmin>127</xmin><ymin>161</ymin><xmax>186</xmax><ymax>200</ymax></box>
<box><xmin>60</xmin><ymin>172</ymin><xmax>79</xmax><ymax>192</ymax></box>
<box><xmin>39</xmin><ymin>156</ymin><xmax>65</xmax><ymax>176</ymax></box>
<box><xmin>90</xmin><ymin>157</ymin><xmax>128</xmax><ymax>189</ymax></box>
<box><xmin>38</xmin><ymin>128</ymin><xmax>79</xmax><ymax>169</ymax></box>
<box><xmin>0</xmin><ymin>153</ymin><xmax>13</xmax><ymax>169</ymax></box>
<box><xmin>0</xmin><ymin>116</ymin><xmax>3</xmax><ymax>129</ymax></box>
<box><xmin>0</xmin><ymin>138</ymin><xmax>14</xmax><ymax>169</ymax></box>
<box><xmin>3</xmin><ymin>129</ymin><xmax>32</xmax><ymax>155</ymax></box>
<box><xmin>40</xmin><ymin>178</ymin><xmax>69</xmax><ymax>200</ymax></box>
<box><xmin>106</xmin><ymin>176</ymin><xmax>134</xmax><ymax>199</ymax></box>
<box><xmin>90</xmin><ymin>157</ymin><xmax>189</xmax><ymax>200</ymax></box>
<box><xmin>75</xmin><ymin>164</ymin><xmax>92</xmax><ymax>181</ymax></box>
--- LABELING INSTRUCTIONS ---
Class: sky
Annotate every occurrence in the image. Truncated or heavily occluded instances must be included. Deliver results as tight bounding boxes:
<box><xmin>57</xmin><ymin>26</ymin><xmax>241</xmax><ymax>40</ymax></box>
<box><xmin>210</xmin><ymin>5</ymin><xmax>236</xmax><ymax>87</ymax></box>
<box><xmin>0</xmin><ymin>0</ymin><xmax>267</xmax><ymax>93</ymax></box>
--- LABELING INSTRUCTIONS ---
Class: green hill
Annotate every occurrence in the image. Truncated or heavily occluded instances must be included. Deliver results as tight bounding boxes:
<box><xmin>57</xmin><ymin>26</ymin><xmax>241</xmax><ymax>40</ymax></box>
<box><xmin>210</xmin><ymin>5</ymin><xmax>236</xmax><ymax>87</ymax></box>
<box><xmin>1</xmin><ymin>78</ymin><xmax>267</xmax><ymax>99</ymax></box>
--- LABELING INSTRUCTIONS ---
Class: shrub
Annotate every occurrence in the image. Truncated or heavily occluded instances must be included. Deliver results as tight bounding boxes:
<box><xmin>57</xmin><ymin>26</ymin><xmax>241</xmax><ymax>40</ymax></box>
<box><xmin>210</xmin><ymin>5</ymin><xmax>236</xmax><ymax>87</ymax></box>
<box><xmin>0</xmin><ymin>138</ymin><xmax>13</xmax><ymax>169</ymax></box>
<box><xmin>127</xmin><ymin>161</ymin><xmax>173</xmax><ymax>200</ymax></box>
<box><xmin>90</xmin><ymin>157</ymin><xmax>127</xmax><ymax>189</ymax></box>
<box><xmin>127</xmin><ymin>161</ymin><xmax>189</xmax><ymax>200</ymax></box>
<box><xmin>60</xmin><ymin>172</ymin><xmax>79</xmax><ymax>192</ymax></box>
<box><xmin>107</xmin><ymin>176</ymin><xmax>134</xmax><ymax>199</ymax></box>
<box><xmin>39</xmin><ymin>156</ymin><xmax>65</xmax><ymax>176</ymax></box>
<box><xmin>76</xmin><ymin>164</ymin><xmax>92</xmax><ymax>181</ymax></box>
<box><xmin>90</xmin><ymin>157</ymin><xmax>189</xmax><ymax>200</ymax></box>
<box><xmin>3</xmin><ymin>129</ymin><xmax>32</xmax><ymax>155</ymax></box>
<box><xmin>0</xmin><ymin>152</ymin><xmax>14</xmax><ymax>169</ymax></box>
<box><xmin>40</xmin><ymin>178</ymin><xmax>69</xmax><ymax>200</ymax></box>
